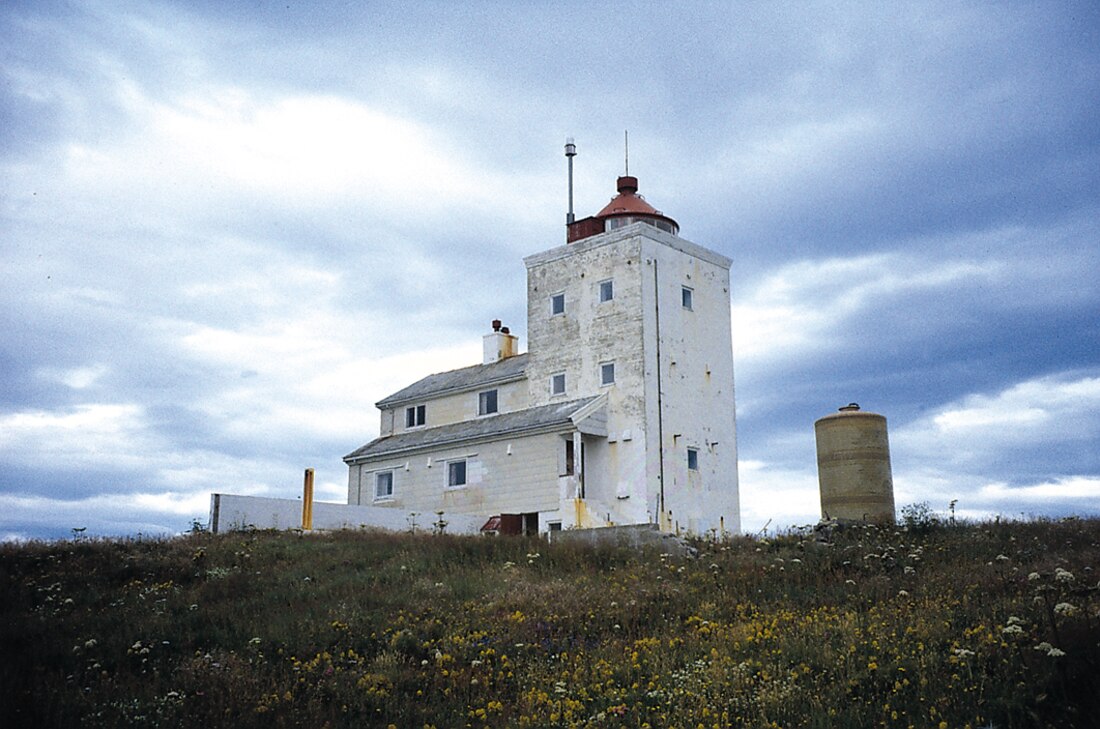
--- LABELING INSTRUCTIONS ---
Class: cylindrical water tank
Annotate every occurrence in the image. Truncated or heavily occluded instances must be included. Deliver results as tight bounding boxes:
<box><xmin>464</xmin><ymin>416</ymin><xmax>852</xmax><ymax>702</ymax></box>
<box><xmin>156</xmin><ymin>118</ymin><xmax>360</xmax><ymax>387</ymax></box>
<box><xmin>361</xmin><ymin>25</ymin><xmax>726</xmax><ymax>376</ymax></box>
<box><xmin>815</xmin><ymin>403</ymin><xmax>895</xmax><ymax>524</ymax></box>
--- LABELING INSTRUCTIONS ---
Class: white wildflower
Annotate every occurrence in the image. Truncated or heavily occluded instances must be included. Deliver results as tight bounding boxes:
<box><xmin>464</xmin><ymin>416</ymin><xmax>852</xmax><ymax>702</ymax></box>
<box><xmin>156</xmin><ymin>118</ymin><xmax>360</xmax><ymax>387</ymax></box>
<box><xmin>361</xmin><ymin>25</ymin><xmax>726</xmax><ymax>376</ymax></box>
<box><xmin>1028</xmin><ymin>572</ymin><xmax>1041</xmax><ymax>581</ymax></box>
<box><xmin>1055</xmin><ymin>568</ymin><xmax>1074</xmax><ymax>582</ymax></box>
<box><xmin>897</xmin><ymin>590</ymin><xmax>910</xmax><ymax>598</ymax></box>
<box><xmin>1054</xmin><ymin>602</ymin><xmax>1078</xmax><ymax>616</ymax></box>
<box><xmin>995</xmin><ymin>554</ymin><xmax>1010</xmax><ymax>562</ymax></box>
<box><xmin>1002</xmin><ymin>624</ymin><xmax>1024</xmax><ymax>636</ymax></box>
<box><xmin>1007</xmin><ymin>616</ymin><xmax>1025</xmax><ymax>626</ymax></box>
<box><xmin>1034</xmin><ymin>642</ymin><xmax>1053</xmax><ymax>652</ymax></box>
<box><xmin>953</xmin><ymin>648</ymin><xmax>975</xmax><ymax>658</ymax></box>
<box><xmin>904</xmin><ymin>566</ymin><xmax>916</xmax><ymax>575</ymax></box>
<box><xmin>1047</xmin><ymin>647</ymin><xmax>1066</xmax><ymax>657</ymax></box>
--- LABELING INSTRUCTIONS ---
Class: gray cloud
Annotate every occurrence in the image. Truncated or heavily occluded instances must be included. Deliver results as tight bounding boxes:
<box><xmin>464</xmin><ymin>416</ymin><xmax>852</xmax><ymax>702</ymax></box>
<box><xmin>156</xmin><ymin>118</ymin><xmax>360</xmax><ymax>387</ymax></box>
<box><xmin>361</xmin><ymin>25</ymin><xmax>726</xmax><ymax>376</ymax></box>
<box><xmin>2</xmin><ymin>1</ymin><xmax>1098</xmax><ymax>539</ymax></box>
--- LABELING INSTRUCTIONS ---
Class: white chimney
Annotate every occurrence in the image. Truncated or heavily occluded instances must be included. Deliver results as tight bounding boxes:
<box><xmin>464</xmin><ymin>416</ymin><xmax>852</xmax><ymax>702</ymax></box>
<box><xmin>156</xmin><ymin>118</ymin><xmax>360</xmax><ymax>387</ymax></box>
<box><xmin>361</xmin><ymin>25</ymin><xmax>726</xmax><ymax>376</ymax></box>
<box><xmin>483</xmin><ymin>320</ymin><xmax>518</xmax><ymax>364</ymax></box>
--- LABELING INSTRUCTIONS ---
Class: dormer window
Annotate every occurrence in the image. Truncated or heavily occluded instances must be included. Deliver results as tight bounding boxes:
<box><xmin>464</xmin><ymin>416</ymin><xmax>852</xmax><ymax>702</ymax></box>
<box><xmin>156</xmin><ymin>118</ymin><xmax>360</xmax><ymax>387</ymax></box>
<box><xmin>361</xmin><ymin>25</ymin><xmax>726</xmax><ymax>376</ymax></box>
<box><xmin>405</xmin><ymin>404</ymin><xmax>426</xmax><ymax>428</ymax></box>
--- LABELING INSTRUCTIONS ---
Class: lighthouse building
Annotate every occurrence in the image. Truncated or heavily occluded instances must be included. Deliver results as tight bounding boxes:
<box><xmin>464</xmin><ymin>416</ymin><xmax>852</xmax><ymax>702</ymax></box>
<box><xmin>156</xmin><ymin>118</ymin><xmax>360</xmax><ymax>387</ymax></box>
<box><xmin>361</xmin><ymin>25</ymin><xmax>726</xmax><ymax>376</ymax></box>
<box><xmin>344</xmin><ymin>174</ymin><xmax>740</xmax><ymax>536</ymax></box>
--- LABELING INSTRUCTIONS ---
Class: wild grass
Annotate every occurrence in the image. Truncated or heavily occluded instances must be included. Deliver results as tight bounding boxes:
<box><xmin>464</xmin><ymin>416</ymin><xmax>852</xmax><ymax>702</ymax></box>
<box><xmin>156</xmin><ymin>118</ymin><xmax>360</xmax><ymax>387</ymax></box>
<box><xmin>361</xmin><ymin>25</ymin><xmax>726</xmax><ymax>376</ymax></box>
<box><xmin>2</xmin><ymin>517</ymin><xmax>1098</xmax><ymax>728</ymax></box>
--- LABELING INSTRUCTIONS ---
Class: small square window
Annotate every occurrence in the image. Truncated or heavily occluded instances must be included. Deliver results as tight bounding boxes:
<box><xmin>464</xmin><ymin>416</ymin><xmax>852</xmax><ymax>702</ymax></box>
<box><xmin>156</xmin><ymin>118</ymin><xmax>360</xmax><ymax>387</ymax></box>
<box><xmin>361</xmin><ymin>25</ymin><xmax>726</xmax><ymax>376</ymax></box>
<box><xmin>447</xmin><ymin>459</ymin><xmax>467</xmax><ymax>488</ymax></box>
<box><xmin>375</xmin><ymin>471</ymin><xmax>394</xmax><ymax>499</ymax></box>
<box><xmin>599</xmin><ymin>279</ymin><xmax>613</xmax><ymax>302</ymax></box>
<box><xmin>682</xmin><ymin>286</ymin><xmax>694</xmax><ymax>311</ymax></box>
<box><xmin>405</xmin><ymin>404</ymin><xmax>425</xmax><ymax>427</ymax></box>
<box><xmin>600</xmin><ymin>362</ymin><xmax>615</xmax><ymax>386</ymax></box>
<box><xmin>551</xmin><ymin>293</ymin><xmax>565</xmax><ymax>316</ymax></box>
<box><xmin>478</xmin><ymin>389</ymin><xmax>498</xmax><ymax>415</ymax></box>
<box><xmin>687</xmin><ymin>448</ymin><xmax>699</xmax><ymax>471</ymax></box>
<box><xmin>551</xmin><ymin>373</ymin><xmax>566</xmax><ymax>396</ymax></box>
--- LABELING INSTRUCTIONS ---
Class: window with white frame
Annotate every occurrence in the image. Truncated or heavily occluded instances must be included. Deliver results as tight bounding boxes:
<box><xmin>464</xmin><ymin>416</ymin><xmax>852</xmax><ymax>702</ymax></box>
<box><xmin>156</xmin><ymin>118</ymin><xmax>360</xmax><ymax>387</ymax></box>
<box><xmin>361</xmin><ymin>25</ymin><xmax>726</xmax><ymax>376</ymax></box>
<box><xmin>478</xmin><ymin>389</ymin><xmax>498</xmax><ymax>415</ymax></box>
<box><xmin>446</xmin><ymin>459</ymin><xmax>467</xmax><ymax>488</ymax></box>
<box><xmin>551</xmin><ymin>292</ymin><xmax>565</xmax><ymax>316</ymax></box>
<box><xmin>600</xmin><ymin>361</ymin><xmax>615</xmax><ymax>386</ymax></box>
<box><xmin>682</xmin><ymin>286</ymin><xmax>694</xmax><ymax>311</ymax></box>
<box><xmin>550</xmin><ymin>372</ymin><xmax>566</xmax><ymax>396</ymax></box>
<box><xmin>687</xmin><ymin>448</ymin><xmax>699</xmax><ymax>471</ymax></box>
<box><xmin>405</xmin><ymin>404</ymin><xmax>426</xmax><ymax>427</ymax></box>
<box><xmin>598</xmin><ymin>279</ymin><xmax>613</xmax><ymax>302</ymax></box>
<box><xmin>375</xmin><ymin>470</ymin><xmax>394</xmax><ymax>500</ymax></box>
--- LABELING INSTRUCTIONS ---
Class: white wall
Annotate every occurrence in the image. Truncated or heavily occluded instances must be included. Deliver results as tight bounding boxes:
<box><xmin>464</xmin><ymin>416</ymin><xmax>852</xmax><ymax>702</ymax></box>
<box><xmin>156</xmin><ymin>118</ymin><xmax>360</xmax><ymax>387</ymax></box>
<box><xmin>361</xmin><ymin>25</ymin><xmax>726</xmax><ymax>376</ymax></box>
<box><xmin>347</xmin><ymin>430</ymin><xmax>565</xmax><ymax>517</ymax></box>
<box><xmin>524</xmin><ymin>224</ymin><xmax>740</xmax><ymax>534</ymax></box>
<box><xmin>208</xmin><ymin>494</ymin><xmax>485</xmax><ymax>534</ymax></box>
<box><xmin>640</xmin><ymin>234</ymin><xmax>740</xmax><ymax>535</ymax></box>
<box><xmin>524</xmin><ymin>231</ymin><xmax>651</xmax><ymax>526</ymax></box>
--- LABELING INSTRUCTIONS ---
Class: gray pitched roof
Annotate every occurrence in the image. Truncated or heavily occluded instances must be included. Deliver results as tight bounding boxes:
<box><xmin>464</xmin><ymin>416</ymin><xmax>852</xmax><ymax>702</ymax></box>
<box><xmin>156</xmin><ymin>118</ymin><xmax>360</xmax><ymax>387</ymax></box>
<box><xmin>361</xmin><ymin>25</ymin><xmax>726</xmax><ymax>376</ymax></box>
<box><xmin>375</xmin><ymin>353</ymin><xmax>529</xmax><ymax>408</ymax></box>
<box><xmin>345</xmin><ymin>395</ymin><xmax>597</xmax><ymax>462</ymax></box>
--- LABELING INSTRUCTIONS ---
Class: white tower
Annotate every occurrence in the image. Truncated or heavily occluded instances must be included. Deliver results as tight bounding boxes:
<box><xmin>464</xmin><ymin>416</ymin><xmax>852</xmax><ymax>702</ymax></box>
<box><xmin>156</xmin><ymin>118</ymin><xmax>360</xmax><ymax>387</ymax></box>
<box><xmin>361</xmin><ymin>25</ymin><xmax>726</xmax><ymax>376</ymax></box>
<box><xmin>523</xmin><ymin>174</ymin><xmax>740</xmax><ymax>535</ymax></box>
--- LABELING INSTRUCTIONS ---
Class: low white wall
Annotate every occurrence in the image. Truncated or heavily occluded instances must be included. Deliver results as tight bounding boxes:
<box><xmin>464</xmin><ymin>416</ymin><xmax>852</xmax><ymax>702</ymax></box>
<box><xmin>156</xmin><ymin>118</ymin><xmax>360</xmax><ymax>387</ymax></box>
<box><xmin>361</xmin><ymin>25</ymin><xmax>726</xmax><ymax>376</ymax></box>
<box><xmin>209</xmin><ymin>494</ymin><xmax>485</xmax><ymax>535</ymax></box>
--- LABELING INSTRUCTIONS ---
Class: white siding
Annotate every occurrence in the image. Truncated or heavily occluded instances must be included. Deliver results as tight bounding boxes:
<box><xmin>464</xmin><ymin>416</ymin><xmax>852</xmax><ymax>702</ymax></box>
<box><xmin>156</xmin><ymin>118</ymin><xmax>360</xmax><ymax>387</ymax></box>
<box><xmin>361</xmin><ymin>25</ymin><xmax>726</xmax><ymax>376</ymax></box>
<box><xmin>347</xmin><ymin>430</ymin><xmax>565</xmax><ymax>517</ymax></box>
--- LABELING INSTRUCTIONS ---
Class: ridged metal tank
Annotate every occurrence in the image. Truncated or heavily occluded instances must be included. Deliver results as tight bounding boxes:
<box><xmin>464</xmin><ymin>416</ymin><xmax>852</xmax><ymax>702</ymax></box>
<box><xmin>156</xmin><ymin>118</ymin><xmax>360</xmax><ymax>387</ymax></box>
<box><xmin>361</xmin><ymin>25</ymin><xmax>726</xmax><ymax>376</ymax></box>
<box><xmin>815</xmin><ymin>403</ymin><xmax>895</xmax><ymax>524</ymax></box>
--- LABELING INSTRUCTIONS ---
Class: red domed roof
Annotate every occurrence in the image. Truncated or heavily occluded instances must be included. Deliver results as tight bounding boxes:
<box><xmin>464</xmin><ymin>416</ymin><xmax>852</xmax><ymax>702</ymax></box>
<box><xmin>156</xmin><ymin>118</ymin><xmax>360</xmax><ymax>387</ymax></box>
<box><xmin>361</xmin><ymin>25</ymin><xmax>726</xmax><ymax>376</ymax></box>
<box><xmin>566</xmin><ymin>174</ymin><xmax>679</xmax><ymax>243</ymax></box>
<box><xmin>596</xmin><ymin>176</ymin><xmax>663</xmax><ymax>217</ymax></box>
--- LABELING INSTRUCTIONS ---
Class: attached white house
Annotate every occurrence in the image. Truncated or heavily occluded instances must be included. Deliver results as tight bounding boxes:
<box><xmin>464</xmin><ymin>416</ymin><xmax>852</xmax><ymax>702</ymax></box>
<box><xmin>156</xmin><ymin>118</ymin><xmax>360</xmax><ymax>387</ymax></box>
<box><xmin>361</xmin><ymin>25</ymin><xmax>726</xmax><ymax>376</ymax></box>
<box><xmin>344</xmin><ymin>174</ymin><xmax>740</xmax><ymax>536</ymax></box>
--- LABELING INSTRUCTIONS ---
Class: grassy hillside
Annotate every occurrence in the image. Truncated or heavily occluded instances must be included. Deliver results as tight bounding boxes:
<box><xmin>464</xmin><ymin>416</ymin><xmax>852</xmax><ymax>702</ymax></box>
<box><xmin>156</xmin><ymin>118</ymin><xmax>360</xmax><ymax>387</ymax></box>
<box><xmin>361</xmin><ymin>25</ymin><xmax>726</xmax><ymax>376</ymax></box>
<box><xmin>2</xmin><ymin>517</ymin><xmax>1098</xmax><ymax>728</ymax></box>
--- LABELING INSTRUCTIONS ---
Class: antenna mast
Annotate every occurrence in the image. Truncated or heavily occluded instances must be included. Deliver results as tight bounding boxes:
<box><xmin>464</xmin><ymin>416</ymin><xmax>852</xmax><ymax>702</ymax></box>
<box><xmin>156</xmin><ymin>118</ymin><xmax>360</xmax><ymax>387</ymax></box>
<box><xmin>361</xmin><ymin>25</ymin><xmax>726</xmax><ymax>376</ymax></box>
<box><xmin>565</xmin><ymin>137</ymin><xmax>577</xmax><ymax>226</ymax></box>
<box><xmin>624</xmin><ymin>130</ymin><xmax>629</xmax><ymax>175</ymax></box>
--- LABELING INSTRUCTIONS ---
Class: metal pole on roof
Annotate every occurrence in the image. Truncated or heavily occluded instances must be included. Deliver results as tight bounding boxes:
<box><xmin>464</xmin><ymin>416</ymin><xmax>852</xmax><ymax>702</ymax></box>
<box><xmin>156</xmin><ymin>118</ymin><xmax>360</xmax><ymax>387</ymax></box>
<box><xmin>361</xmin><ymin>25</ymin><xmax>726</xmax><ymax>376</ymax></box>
<box><xmin>565</xmin><ymin>137</ymin><xmax>577</xmax><ymax>226</ymax></box>
<box><xmin>624</xmin><ymin>129</ymin><xmax>629</xmax><ymax>175</ymax></box>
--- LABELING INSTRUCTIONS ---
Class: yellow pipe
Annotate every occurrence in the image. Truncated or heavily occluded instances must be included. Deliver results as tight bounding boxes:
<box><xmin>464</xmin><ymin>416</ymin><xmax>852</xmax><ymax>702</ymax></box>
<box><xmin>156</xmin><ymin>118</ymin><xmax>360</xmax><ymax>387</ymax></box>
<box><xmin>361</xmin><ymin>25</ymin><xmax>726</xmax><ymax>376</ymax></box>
<box><xmin>302</xmin><ymin>468</ymin><xmax>314</xmax><ymax>530</ymax></box>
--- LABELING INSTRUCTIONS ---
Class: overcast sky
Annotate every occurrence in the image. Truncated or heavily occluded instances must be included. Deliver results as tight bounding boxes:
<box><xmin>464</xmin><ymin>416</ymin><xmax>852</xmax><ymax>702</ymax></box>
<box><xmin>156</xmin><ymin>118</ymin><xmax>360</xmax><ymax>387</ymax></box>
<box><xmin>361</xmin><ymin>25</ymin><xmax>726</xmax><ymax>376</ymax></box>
<box><xmin>3</xmin><ymin>1</ymin><xmax>1098</xmax><ymax>541</ymax></box>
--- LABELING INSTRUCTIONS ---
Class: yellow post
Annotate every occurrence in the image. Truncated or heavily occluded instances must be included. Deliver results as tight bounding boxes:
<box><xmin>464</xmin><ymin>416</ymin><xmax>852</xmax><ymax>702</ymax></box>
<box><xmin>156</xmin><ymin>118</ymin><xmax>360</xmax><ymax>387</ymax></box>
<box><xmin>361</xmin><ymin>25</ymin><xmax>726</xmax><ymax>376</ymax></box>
<box><xmin>302</xmin><ymin>468</ymin><xmax>314</xmax><ymax>530</ymax></box>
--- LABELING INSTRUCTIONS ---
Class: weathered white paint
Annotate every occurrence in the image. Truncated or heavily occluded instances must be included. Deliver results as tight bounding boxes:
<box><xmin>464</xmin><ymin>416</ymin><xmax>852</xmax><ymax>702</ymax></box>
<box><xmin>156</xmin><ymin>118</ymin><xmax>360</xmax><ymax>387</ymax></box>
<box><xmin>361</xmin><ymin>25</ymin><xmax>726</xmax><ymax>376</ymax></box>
<box><xmin>342</xmin><ymin>221</ymin><xmax>740</xmax><ymax>537</ymax></box>
<box><xmin>524</xmin><ymin>223</ymin><xmax>740</xmax><ymax>534</ymax></box>
<box><xmin>347</xmin><ymin>430</ymin><xmax>565</xmax><ymax>517</ymax></box>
